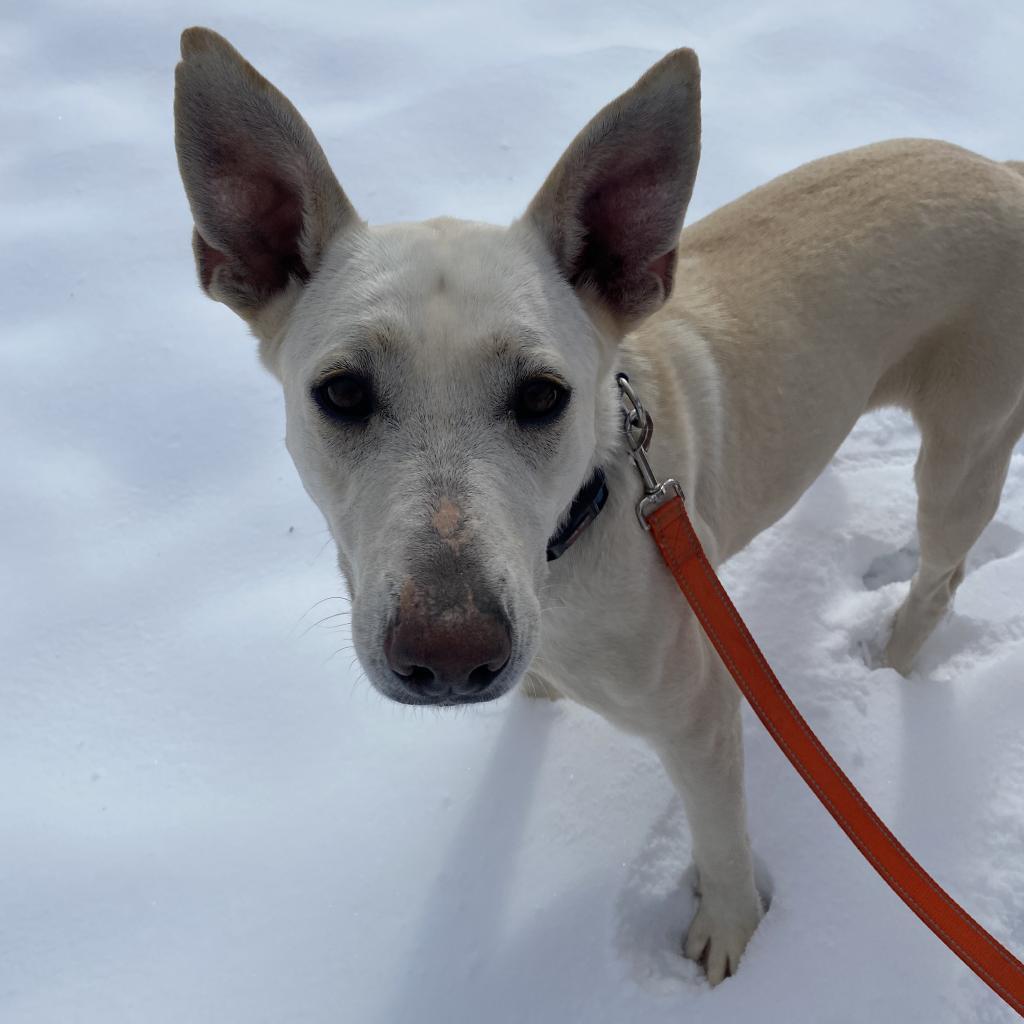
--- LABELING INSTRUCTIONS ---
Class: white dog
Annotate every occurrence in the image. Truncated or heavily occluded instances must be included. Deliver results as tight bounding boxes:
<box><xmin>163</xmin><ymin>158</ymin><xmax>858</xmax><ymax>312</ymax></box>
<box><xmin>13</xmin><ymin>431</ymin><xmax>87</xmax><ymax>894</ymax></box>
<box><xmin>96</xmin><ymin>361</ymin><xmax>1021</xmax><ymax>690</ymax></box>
<box><xmin>174</xmin><ymin>28</ymin><xmax>1024</xmax><ymax>983</ymax></box>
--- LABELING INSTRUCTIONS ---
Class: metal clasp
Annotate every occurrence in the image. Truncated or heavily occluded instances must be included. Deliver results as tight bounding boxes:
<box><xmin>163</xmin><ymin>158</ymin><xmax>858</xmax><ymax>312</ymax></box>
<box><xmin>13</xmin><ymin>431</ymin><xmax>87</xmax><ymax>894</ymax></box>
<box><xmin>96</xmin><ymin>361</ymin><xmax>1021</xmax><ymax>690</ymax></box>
<box><xmin>615</xmin><ymin>373</ymin><xmax>684</xmax><ymax>528</ymax></box>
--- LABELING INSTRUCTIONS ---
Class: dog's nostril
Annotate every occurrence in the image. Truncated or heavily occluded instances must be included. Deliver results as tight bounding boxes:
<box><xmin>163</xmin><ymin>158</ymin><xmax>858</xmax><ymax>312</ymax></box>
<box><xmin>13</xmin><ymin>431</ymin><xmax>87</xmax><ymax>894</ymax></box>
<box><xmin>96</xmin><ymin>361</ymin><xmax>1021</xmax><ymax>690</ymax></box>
<box><xmin>405</xmin><ymin>665</ymin><xmax>435</xmax><ymax>685</ymax></box>
<box><xmin>395</xmin><ymin>663</ymin><xmax>449</xmax><ymax>698</ymax></box>
<box><xmin>465</xmin><ymin>658</ymin><xmax>509</xmax><ymax>694</ymax></box>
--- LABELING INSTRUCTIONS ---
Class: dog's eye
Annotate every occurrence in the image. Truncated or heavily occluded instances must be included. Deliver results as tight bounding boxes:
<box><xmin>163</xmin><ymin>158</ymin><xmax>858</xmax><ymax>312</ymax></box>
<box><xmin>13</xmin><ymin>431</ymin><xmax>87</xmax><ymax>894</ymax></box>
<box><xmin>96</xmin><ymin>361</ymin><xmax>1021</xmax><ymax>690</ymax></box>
<box><xmin>313</xmin><ymin>373</ymin><xmax>375</xmax><ymax>422</ymax></box>
<box><xmin>513</xmin><ymin>377</ymin><xmax>571</xmax><ymax>425</ymax></box>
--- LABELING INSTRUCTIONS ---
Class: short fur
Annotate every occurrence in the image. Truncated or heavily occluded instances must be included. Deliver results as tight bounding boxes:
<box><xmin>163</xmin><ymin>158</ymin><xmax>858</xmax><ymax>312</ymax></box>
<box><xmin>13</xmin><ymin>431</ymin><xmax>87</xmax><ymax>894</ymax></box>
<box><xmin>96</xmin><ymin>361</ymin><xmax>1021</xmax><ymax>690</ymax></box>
<box><xmin>174</xmin><ymin>29</ymin><xmax>1024</xmax><ymax>984</ymax></box>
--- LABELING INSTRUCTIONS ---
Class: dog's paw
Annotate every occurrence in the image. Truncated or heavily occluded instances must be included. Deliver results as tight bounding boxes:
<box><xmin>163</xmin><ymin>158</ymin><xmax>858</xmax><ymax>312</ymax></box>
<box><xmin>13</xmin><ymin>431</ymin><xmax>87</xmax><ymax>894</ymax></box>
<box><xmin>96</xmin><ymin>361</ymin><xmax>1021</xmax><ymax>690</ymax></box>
<box><xmin>882</xmin><ymin>606</ymin><xmax>920</xmax><ymax>676</ymax></box>
<box><xmin>855</xmin><ymin>634</ymin><xmax>885</xmax><ymax>670</ymax></box>
<box><xmin>683</xmin><ymin>894</ymin><xmax>762</xmax><ymax>986</ymax></box>
<box><xmin>861</xmin><ymin>614</ymin><xmax>898</xmax><ymax>671</ymax></box>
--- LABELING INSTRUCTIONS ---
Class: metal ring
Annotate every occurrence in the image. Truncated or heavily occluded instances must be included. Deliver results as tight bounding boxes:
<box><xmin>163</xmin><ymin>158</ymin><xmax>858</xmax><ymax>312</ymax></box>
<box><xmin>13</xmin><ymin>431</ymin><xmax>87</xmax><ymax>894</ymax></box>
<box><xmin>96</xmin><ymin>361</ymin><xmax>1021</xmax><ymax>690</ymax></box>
<box><xmin>616</xmin><ymin>374</ymin><xmax>654</xmax><ymax>453</ymax></box>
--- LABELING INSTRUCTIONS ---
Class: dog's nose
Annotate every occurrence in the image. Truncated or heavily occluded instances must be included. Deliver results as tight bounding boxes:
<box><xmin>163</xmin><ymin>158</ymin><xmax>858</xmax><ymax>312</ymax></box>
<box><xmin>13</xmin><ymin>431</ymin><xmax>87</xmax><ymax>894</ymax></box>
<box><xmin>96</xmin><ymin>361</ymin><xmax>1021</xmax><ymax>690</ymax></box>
<box><xmin>384</xmin><ymin>590</ymin><xmax>512</xmax><ymax>701</ymax></box>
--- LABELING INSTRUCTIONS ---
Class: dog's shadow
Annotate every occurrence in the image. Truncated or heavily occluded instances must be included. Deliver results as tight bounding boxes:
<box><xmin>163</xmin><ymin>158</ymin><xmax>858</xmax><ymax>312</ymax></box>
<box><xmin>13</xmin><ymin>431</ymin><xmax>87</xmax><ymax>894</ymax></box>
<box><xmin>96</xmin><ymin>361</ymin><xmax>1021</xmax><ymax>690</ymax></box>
<box><xmin>378</xmin><ymin>697</ymin><xmax>566</xmax><ymax>1024</ymax></box>
<box><xmin>377</xmin><ymin>700</ymin><xmax>719</xmax><ymax>1023</ymax></box>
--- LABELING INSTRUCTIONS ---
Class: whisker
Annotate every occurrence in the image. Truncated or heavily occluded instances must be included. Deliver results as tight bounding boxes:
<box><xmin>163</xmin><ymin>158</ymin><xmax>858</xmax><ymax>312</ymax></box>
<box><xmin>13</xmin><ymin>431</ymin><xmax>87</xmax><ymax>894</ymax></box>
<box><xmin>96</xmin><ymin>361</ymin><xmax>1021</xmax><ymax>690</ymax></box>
<box><xmin>297</xmin><ymin>610</ymin><xmax>352</xmax><ymax>639</ymax></box>
<box><xmin>323</xmin><ymin>643</ymin><xmax>356</xmax><ymax>666</ymax></box>
<box><xmin>291</xmin><ymin>594</ymin><xmax>349</xmax><ymax>634</ymax></box>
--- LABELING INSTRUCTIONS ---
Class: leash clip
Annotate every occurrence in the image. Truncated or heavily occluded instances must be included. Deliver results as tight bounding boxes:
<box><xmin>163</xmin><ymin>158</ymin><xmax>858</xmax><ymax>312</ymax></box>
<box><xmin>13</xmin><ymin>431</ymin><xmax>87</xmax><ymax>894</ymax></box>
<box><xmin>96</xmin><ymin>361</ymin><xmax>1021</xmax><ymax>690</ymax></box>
<box><xmin>615</xmin><ymin>373</ymin><xmax>684</xmax><ymax>529</ymax></box>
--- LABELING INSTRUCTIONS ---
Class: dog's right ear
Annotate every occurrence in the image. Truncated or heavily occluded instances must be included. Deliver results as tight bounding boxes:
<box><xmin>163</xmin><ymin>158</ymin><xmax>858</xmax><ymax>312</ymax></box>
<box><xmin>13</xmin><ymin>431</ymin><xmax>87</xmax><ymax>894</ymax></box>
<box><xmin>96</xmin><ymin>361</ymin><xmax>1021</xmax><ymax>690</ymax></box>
<box><xmin>174</xmin><ymin>28</ymin><xmax>360</xmax><ymax>336</ymax></box>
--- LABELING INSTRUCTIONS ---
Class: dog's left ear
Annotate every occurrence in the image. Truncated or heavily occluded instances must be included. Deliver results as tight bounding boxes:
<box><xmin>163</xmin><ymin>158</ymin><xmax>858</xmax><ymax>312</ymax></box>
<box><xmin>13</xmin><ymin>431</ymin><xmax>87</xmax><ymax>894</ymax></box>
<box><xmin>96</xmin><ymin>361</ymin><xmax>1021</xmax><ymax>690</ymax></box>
<box><xmin>523</xmin><ymin>49</ymin><xmax>700</xmax><ymax>330</ymax></box>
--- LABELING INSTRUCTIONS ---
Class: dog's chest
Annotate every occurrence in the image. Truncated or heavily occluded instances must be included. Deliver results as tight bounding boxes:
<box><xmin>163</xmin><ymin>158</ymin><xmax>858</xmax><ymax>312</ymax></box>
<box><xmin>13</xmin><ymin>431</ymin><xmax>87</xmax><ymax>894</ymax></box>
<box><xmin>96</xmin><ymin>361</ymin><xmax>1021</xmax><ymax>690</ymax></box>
<box><xmin>530</xmin><ymin>504</ymin><xmax>698</xmax><ymax>732</ymax></box>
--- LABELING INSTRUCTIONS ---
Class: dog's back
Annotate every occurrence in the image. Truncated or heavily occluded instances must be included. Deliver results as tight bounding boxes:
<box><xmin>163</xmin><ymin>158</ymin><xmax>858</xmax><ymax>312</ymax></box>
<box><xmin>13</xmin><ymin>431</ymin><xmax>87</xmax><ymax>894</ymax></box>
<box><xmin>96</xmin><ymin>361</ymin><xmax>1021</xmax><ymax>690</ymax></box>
<box><xmin>638</xmin><ymin>137</ymin><xmax>1024</xmax><ymax>668</ymax></box>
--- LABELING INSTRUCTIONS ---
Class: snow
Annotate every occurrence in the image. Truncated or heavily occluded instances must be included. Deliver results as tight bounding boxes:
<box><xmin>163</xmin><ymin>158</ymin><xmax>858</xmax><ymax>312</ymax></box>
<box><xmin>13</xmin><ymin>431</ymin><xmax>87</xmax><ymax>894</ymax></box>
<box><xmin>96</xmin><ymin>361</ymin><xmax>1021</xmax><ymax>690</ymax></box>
<box><xmin>3</xmin><ymin>2</ymin><xmax>1024</xmax><ymax>1021</ymax></box>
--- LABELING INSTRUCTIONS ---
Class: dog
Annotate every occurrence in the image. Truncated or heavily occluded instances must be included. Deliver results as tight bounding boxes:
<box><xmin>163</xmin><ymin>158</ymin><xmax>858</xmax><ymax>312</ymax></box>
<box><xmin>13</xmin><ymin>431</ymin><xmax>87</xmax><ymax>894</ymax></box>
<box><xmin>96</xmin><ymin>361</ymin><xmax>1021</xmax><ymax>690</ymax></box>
<box><xmin>174</xmin><ymin>27</ymin><xmax>1024</xmax><ymax>983</ymax></box>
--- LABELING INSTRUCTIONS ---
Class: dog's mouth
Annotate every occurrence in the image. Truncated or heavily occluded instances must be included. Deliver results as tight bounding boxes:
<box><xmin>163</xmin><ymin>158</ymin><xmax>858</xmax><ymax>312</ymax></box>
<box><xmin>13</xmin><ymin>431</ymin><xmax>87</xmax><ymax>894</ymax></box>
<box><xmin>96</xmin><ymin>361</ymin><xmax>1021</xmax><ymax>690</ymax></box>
<box><xmin>382</xmin><ymin>683</ymin><xmax>514</xmax><ymax>708</ymax></box>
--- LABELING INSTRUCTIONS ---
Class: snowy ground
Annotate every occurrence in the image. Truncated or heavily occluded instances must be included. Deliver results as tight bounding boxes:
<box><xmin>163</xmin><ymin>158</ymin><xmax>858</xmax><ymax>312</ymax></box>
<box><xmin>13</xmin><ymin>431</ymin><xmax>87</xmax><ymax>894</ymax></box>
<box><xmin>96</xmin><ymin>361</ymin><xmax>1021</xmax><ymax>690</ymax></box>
<box><xmin>4</xmin><ymin>2</ymin><xmax>1024</xmax><ymax>1021</ymax></box>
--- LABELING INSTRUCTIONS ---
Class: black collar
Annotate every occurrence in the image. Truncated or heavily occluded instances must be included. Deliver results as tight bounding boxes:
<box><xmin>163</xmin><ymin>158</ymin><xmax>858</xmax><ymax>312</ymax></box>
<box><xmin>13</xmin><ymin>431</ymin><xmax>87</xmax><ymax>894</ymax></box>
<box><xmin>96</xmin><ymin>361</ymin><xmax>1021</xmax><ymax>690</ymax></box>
<box><xmin>546</xmin><ymin>467</ymin><xmax>609</xmax><ymax>561</ymax></box>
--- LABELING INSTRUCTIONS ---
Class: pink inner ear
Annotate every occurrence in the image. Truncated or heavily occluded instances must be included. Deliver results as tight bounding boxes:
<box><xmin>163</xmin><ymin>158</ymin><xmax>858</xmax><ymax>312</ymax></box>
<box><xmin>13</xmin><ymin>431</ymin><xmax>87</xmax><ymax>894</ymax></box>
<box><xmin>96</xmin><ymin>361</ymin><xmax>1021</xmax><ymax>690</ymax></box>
<box><xmin>575</xmin><ymin>165</ymin><xmax>681</xmax><ymax>319</ymax></box>
<box><xmin>197</xmin><ymin>158</ymin><xmax>310</xmax><ymax>301</ymax></box>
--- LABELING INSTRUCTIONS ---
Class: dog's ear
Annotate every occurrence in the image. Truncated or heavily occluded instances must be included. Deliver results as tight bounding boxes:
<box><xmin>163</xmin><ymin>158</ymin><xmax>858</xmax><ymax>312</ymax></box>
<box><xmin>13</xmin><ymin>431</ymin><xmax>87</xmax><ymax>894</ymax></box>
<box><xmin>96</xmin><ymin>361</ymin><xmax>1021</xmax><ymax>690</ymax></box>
<box><xmin>174</xmin><ymin>28</ymin><xmax>360</xmax><ymax>334</ymax></box>
<box><xmin>523</xmin><ymin>49</ymin><xmax>700</xmax><ymax>330</ymax></box>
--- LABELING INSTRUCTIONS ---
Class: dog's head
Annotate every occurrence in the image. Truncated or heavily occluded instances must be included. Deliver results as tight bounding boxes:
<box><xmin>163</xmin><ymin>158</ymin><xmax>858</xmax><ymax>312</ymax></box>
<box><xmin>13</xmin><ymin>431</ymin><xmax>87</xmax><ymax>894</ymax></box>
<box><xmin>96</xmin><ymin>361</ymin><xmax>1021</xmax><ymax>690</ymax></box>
<box><xmin>174</xmin><ymin>28</ymin><xmax>700</xmax><ymax>705</ymax></box>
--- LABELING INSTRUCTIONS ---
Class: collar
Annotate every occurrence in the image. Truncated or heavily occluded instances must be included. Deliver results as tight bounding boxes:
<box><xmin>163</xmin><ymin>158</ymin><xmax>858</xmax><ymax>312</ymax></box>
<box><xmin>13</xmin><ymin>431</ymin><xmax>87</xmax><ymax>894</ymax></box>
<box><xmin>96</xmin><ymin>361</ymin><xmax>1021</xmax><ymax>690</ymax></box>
<box><xmin>546</xmin><ymin>466</ymin><xmax>609</xmax><ymax>561</ymax></box>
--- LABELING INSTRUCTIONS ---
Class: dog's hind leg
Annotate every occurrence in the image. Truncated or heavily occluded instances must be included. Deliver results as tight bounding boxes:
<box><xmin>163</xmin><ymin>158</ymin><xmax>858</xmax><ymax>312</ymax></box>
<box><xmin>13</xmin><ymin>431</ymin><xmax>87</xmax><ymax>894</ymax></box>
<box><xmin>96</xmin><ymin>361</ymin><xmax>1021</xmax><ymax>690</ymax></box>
<box><xmin>885</xmin><ymin>364</ymin><xmax>1024</xmax><ymax>674</ymax></box>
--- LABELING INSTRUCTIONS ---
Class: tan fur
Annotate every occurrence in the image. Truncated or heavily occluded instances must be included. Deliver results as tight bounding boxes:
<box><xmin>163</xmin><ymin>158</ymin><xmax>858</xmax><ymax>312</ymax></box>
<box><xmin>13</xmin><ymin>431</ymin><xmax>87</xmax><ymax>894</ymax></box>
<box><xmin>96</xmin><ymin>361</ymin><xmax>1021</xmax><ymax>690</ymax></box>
<box><xmin>174</xmin><ymin>29</ymin><xmax>1024</xmax><ymax>987</ymax></box>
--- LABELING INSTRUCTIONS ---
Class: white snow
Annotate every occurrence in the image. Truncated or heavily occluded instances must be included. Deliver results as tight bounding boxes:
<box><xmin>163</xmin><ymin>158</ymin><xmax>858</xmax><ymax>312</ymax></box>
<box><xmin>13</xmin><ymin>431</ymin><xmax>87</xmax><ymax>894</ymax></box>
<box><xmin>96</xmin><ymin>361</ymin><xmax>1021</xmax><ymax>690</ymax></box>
<box><xmin>3</xmin><ymin>2</ymin><xmax>1024</xmax><ymax>1022</ymax></box>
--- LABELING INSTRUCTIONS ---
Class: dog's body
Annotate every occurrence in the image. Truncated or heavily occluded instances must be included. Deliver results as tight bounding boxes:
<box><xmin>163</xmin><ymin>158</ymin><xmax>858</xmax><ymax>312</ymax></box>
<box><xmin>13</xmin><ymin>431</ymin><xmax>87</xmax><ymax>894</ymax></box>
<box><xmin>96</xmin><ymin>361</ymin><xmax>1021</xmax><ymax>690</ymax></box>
<box><xmin>174</xmin><ymin>30</ymin><xmax>1024</xmax><ymax>984</ymax></box>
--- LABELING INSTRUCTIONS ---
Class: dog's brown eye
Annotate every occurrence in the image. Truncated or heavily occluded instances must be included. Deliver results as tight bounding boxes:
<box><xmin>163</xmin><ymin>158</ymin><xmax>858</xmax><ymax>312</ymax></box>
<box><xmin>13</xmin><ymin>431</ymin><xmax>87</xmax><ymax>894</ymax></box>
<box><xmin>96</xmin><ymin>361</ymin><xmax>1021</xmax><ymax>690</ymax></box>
<box><xmin>313</xmin><ymin>373</ymin><xmax>375</xmax><ymax>422</ymax></box>
<box><xmin>513</xmin><ymin>377</ymin><xmax>570</xmax><ymax>425</ymax></box>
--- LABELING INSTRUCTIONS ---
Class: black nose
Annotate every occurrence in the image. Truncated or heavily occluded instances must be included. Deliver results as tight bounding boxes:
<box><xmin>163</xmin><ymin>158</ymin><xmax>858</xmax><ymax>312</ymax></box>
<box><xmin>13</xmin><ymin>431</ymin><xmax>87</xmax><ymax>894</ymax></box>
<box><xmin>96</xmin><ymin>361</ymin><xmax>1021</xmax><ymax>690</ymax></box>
<box><xmin>384</xmin><ymin>586</ymin><xmax>512</xmax><ymax>702</ymax></box>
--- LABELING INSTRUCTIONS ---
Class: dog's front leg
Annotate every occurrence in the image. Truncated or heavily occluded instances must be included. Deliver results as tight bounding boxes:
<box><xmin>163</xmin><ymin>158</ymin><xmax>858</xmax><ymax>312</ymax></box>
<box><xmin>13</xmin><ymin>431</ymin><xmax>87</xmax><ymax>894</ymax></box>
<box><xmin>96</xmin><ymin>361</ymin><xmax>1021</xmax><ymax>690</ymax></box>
<box><xmin>646</xmin><ymin>652</ymin><xmax>763</xmax><ymax>985</ymax></box>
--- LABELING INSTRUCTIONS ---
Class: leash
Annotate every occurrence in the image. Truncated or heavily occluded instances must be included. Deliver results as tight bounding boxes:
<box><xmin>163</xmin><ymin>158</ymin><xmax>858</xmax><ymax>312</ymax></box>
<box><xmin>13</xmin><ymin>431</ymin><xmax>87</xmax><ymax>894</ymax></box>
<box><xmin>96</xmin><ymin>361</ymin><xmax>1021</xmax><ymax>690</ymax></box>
<box><xmin>614</xmin><ymin>373</ymin><xmax>1024</xmax><ymax>1015</ymax></box>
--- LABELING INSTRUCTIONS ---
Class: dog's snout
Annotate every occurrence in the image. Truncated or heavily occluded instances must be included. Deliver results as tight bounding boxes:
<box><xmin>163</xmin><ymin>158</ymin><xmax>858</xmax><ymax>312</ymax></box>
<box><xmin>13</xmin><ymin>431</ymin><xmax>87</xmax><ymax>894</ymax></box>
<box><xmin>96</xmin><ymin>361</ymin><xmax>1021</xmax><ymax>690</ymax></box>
<box><xmin>384</xmin><ymin>581</ymin><xmax>512</xmax><ymax>703</ymax></box>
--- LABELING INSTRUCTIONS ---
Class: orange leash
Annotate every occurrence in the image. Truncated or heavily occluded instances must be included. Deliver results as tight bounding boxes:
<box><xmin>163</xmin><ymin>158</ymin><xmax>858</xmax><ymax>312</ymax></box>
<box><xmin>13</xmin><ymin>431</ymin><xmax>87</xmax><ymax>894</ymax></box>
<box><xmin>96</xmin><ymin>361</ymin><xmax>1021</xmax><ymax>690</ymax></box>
<box><xmin>615</xmin><ymin>374</ymin><xmax>1024</xmax><ymax>1015</ymax></box>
